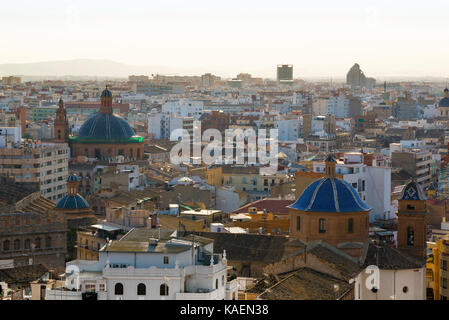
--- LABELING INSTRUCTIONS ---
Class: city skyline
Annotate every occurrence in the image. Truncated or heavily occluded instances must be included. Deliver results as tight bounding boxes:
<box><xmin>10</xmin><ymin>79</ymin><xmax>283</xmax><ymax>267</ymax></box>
<box><xmin>1</xmin><ymin>0</ymin><xmax>449</xmax><ymax>78</ymax></box>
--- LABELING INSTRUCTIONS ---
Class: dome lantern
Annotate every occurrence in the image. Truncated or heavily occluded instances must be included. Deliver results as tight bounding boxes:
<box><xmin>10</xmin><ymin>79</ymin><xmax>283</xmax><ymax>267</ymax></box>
<box><xmin>100</xmin><ymin>86</ymin><xmax>113</xmax><ymax>114</ymax></box>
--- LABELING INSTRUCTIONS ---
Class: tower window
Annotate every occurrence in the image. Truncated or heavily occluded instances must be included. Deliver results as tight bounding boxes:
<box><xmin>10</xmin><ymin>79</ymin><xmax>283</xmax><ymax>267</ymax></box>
<box><xmin>407</xmin><ymin>226</ymin><xmax>414</xmax><ymax>246</ymax></box>
<box><xmin>296</xmin><ymin>216</ymin><xmax>301</xmax><ymax>231</ymax></box>
<box><xmin>319</xmin><ymin>219</ymin><xmax>326</xmax><ymax>233</ymax></box>
<box><xmin>348</xmin><ymin>218</ymin><xmax>354</xmax><ymax>234</ymax></box>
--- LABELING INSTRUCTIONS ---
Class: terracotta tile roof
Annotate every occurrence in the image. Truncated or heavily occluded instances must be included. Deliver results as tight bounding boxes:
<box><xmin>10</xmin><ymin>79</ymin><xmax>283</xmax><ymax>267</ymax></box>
<box><xmin>362</xmin><ymin>241</ymin><xmax>425</xmax><ymax>269</ymax></box>
<box><xmin>232</xmin><ymin>199</ymin><xmax>294</xmax><ymax>215</ymax></box>
<box><xmin>187</xmin><ymin>231</ymin><xmax>288</xmax><ymax>263</ymax></box>
<box><xmin>256</xmin><ymin>268</ymin><xmax>353</xmax><ymax>300</ymax></box>
<box><xmin>0</xmin><ymin>264</ymin><xmax>48</xmax><ymax>285</ymax></box>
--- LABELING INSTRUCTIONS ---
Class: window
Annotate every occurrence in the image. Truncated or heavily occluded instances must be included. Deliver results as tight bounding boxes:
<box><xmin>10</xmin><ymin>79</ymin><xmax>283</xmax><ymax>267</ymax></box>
<box><xmin>403</xmin><ymin>286</ymin><xmax>408</xmax><ymax>293</ymax></box>
<box><xmin>35</xmin><ymin>238</ymin><xmax>41</xmax><ymax>249</ymax></box>
<box><xmin>443</xmin><ymin>278</ymin><xmax>447</xmax><ymax>290</ymax></box>
<box><xmin>216</xmin><ymin>279</ymin><xmax>219</xmax><ymax>289</ymax></box>
<box><xmin>319</xmin><ymin>219</ymin><xmax>326</xmax><ymax>233</ymax></box>
<box><xmin>407</xmin><ymin>227</ymin><xmax>414</xmax><ymax>246</ymax></box>
<box><xmin>348</xmin><ymin>218</ymin><xmax>354</xmax><ymax>234</ymax></box>
<box><xmin>160</xmin><ymin>284</ymin><xmax>169</xmax><ymax>296</ymax></box>
<box><xmin>137</xmin><ymin>283</ymin><xmax>146</xmax><ymax>296</ymax></box>
<box><xmin>163</xmin><ymin>256</ymin><xmax>169</xmax><ymax>264</ymax></box>
<box><xmin>25</xmin><ymin>239</ymin><xmax>31</xmax><ymax>250</ymax></box>
<box><xmin>443</xmin><ymin>260</ymin><xmax>447</xmax><ymax>271</ymax></box>
<box><xmin>114</xmin><ymin>283</ymin><xmax>124</xmax><ymax>295</ymax></box>
<box><xmin>3</xmin><ymin>240</ymin><xmax>10</xmax><ymax>251</ymax></box>
<box><xmin>14</xmin><ymin>239</ymin><xmax>20</xmax><ymax>251</ymax></box>
<box><xmin>222</xmin><ymin>275</ymin><xmax>225</xmax><ymax>286</ymax></box>
<box><xmin>85</xmin><ymin>284</ymin><xmax>96</xmax><ymax>292</ymax></box>
<box><xmin>296</xmin><ymin>216</ymin><xmax>301</xmax><ymax>231</ymax></box>
<box><xmin>45</xmin><ymin>237</ymin><xmax>51</xmax><ymax>248</ymax></box>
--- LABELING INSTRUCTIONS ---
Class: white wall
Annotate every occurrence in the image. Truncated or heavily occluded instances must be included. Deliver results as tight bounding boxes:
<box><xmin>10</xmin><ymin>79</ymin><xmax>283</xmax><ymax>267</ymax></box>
<box><xmin>355</xmin><ymin>268</ymin><xmax>426</xmax><ymax>300</ymax></box>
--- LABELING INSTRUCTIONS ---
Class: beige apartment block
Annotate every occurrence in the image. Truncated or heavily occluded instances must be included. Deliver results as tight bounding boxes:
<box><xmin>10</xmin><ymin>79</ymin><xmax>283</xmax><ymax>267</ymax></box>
<box><xmin>0</xmin><ymin>142</ymin><xmax>69</xmax><ymax>201</ymax></box>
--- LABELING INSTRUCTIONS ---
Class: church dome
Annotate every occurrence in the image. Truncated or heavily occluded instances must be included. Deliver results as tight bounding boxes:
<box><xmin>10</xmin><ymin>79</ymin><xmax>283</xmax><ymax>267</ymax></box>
<box><xmin>439</xmin><ymin>97</ymin><xmax>449</xmax><ymax>107</ymax></box>
<box><xmin>399</xmin><ymin>179</ymin><xmax>426</xmax><ymax>201</ymax></box>
<box><xmin>439</xmin><ymin>89</ymin><xmax>449</xmax><ymax>107</ymax></box>
<box><xmin>101</xmin><ymin>88</ymin><xmax>113</xmax><ymax>98</ymax></box>
<box><xmin>55</xmin><ymin>194</ymin><xmax>90</xmax><ymax>210</ymax></box>
<box><xmin>67</xmin><ymin>173</ymin><xmax>78</xmax><ymax>182</ymax></box>
<box><xmin>289</xmin><ymin>177</ymin><xmax>371</xmax><ymax>213</ymax></box>
<box><xmin>77</xmin><ymin>113</ymin><xmax>136</xmax><ymax>140</ymax></box>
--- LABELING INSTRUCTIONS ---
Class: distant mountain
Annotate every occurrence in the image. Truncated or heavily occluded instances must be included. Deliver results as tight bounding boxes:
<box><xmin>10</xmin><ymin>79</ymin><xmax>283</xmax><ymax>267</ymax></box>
<box><xmin>0</xmin><ymin>59</ymin><xmax>207</xmax><ymax>78</ymax></box>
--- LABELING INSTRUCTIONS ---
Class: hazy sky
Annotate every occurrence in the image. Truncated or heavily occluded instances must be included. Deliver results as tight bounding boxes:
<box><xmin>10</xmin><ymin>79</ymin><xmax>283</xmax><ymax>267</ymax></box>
<box><xmin>1</xmin><ymin>0</ymin><xmax>449</xmax><ymax>78</ymax></box>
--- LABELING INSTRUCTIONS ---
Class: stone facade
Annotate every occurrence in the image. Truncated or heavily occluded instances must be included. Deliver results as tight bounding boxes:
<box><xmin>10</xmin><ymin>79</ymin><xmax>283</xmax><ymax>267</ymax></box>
<box><xmin>0</xmin><ymin>194</ymin><xmax>67</xmax><ymax>273</ymax></box>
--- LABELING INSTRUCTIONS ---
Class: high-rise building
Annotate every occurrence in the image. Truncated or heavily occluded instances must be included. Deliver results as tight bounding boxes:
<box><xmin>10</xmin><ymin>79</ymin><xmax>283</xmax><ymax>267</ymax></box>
<box><xmin>277</xmin><ymin>64</ymin><xmax>293</xmax><ymax>83</ymax></box>
<box><xmin>0</xmin><ymin>142</ymin><xmax>69</xmax><ymax>201</ymax></box>
<box><xmin>346</xmin><ymin>63</ymin><xmax>376</xmax><ymax>89</ymax></box>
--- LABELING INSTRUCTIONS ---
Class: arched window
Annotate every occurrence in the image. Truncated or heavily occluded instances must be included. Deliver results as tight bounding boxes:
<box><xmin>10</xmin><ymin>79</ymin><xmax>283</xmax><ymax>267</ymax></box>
<box><xmin>160</xmin><ymin>284</ymin><xmax>169</xmax><ymax>296</ymax></box>
<box><xmin>348</xmin><ymin>218</ymin><xmax>354</xmax><ymax>234</ymax></box>
<box><xmin>114</xmin><ymin>283</ymin><xmax>124</xmax><ymax>295</ymax></box>
<box><xmin>25</xmin><ymin>239</ymin><xmax>31</xmax><ymax>250</ymax></box>
<box><xmin>14</xmin><ymin>239</ymin><xmax>20</xmax><ymax>251</ymax></box>
<box><xmin>3</xmin><ymin>240</ymin><xmax>10</xmax><ymax>251</ymax></box>
<box><xmin>35</xmin><ymin>238</ymin><xmax>41</xmax><ymax>249</ymax></box>
<box><xmin>45</xmin><ymin>237</ymin><xmax>51</xmax><ymax>248</ymax></box>
<box><xmin>137</xmin><ymin>283</ymin><xmax>146</xmax><ymax>296</ymax></box>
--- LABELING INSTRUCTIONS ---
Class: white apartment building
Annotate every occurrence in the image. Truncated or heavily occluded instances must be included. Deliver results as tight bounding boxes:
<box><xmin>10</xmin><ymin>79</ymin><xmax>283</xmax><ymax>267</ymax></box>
<box><xmin>326</xmin><ymin>93</ymin><xmax>350</xmax><ymax>118</ymax></box>
<box><xmin>162</xmin><ymin>99</ymin><xmax>203</xmax><ymax>120</ymax></box>
<box><xmin>46</xmin><ymin>229</ymin><xmax>238</xmax><ymax>300</ymax></box>
<box><xmin>148</xmin><ymin>108</ymin><xmax>195</xmax><ymax>141</ymax></box>
<box><xmin>275</xmin><ymin>118</ymin><xmax>300</xmax><ymax>142</ymax></box>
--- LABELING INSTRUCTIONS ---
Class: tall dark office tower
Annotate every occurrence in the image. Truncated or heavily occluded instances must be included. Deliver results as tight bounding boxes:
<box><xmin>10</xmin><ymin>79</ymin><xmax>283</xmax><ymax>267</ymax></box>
<box><xmin>277</xmin><ymin>64</ymin><xmax>293</xmax><ymax>83</ymax></box>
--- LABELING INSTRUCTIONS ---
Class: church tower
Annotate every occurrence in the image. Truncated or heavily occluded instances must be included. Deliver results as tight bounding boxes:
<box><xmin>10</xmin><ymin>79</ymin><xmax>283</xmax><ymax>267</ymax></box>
<box><xmin>397</xmin><ymin>179</ymin><xmax>428</xmax><ymax>260</ymax></box>
<box><xmin>54</xmin><ymin>98</ymin><xmax>69</xmax><ymax>143</ymax></box>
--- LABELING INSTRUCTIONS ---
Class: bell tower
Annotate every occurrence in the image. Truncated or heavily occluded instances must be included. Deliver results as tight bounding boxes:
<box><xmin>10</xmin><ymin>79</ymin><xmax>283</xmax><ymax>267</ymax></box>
<box><xmin>397</xmin><ymin>179</ymin><xmax>428</xmax><ymax>260</ymax></box>
<box><xmin>54</xmin><ymin>98</ymin><xmax>69</xmax><ymax>143</ymax></box>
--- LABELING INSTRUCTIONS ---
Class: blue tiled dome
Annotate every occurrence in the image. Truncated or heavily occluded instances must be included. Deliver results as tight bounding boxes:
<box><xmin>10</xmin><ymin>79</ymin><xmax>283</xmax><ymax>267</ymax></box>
<box><xmin>67</xmin><ymin>174</ymin><xmax>78</xmax><ymax>182</ymax></box>
<box><xmin>56</xmin><ymin>194</ymin><xmax>90</xmax><ymax>210</ymax></box>
<box><xmin>439</xmin><ymin>97</ymin><xmax>449</xmax><ymax>107</ymax></box>
<box><xmin>77</xmin><ymin>113</ymin><xmax>135</xmax><ymax>140</ymax></box>
<box><xmin>289</xmin><ymin>178</ymin><xmax>371</xmax><ymax>213</ymax></box>
<box><xmin>399</xmin><ymin>180</ymin><xmax>426</xmax><ymax>201</ymax></box>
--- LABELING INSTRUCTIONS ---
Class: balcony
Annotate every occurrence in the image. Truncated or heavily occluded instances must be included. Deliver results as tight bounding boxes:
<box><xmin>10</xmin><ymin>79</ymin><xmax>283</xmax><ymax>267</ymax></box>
<box><xmin>175</xmin><ymin>289</ymin><xmax>220</xmax><ymax>300</ymax></box>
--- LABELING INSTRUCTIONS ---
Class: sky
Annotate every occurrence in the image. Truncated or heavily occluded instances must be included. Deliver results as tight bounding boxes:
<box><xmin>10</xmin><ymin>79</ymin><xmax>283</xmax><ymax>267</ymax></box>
<box><xmin>1</xmin><ymin>0</ymin><xmax>448</xmax><ymax>78</ymax></box>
